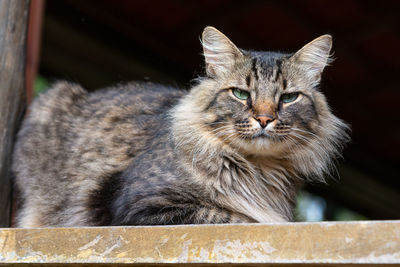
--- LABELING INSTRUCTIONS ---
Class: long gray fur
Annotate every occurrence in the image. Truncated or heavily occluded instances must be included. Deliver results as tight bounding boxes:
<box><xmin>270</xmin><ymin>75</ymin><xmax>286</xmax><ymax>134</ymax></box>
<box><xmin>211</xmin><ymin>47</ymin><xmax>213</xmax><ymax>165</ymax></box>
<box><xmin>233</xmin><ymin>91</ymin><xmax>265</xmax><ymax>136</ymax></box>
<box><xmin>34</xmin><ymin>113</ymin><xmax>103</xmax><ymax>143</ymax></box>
<box><xmin>13</xmin><ymin>27</ymin><xmax>349</xmax><ymax>227</ymax></box>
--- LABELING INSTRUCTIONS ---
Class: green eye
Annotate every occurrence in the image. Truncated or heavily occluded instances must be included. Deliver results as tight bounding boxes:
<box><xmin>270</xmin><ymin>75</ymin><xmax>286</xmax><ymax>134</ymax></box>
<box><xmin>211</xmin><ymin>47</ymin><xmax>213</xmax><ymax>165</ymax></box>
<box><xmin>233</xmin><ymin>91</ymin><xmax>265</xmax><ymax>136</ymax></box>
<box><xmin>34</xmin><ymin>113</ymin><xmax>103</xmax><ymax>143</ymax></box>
<box><xmin>233</xmin><ymin>88</ymin><xmax>250</xmax><ymax>100</ymax></box>
<box><xmin>281</xmin><ymin>92</ymin><xmax>299</xmax><ymax>103</ymax></box>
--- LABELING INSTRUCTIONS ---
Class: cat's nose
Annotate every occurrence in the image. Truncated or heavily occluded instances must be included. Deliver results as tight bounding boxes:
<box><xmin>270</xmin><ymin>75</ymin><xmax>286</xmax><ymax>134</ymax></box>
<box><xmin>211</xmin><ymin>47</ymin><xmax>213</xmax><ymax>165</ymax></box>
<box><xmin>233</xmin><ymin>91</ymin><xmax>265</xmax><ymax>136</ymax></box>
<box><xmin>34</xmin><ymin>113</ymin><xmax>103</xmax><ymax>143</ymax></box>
<box><xmin>255</xmin><ymin>114</ymin><xmax>275</xmax><ymax>128</ymax></box>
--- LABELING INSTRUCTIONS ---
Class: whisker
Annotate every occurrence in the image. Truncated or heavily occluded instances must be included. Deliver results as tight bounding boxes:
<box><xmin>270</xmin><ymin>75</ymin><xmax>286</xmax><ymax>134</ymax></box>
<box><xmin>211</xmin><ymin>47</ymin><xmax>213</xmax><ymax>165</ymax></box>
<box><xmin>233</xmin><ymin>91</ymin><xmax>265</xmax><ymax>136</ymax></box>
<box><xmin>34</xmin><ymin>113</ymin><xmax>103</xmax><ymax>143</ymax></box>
<box><xmin>291</xmin><ymin>127</ymin><xmax>318</xmax><ymax>138</ymax></box>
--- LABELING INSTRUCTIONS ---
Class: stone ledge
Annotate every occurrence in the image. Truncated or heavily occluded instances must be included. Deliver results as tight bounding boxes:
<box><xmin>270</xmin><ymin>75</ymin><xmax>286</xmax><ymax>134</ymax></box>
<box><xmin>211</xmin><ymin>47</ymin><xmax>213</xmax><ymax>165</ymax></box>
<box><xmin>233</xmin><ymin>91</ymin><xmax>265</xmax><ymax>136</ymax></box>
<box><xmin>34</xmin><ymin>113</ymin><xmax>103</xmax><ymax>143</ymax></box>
<box><xmin>0</xmin><ymin>221</ymin><xmax>399</xmax><ymax>266</ymax></box>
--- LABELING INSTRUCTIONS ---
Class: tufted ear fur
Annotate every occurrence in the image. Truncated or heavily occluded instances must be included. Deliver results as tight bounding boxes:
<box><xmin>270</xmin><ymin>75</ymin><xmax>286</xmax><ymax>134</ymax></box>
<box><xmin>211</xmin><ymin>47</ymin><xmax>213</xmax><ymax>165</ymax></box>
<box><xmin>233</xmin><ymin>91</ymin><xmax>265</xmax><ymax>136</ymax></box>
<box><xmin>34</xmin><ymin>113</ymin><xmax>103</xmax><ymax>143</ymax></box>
<box><xmin>202</xmin><ymin>26</ymin><xmax>243</xmax><ymax>77</ymax></box>
<box><xmin>291</xmin><ymin>34</ymin><xmax>333</xmax><ymax>83</ymax></box>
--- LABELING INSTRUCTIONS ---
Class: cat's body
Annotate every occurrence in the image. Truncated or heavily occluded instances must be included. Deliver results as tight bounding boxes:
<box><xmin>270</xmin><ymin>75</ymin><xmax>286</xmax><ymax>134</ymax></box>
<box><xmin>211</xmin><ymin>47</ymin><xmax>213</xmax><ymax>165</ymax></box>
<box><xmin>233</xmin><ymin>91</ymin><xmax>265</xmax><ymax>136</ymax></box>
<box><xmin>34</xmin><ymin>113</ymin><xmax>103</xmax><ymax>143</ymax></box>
<box><xmin>13</xmin><ymin>27</ymin><xmax>349</xmax><ymax>227</ymax></box>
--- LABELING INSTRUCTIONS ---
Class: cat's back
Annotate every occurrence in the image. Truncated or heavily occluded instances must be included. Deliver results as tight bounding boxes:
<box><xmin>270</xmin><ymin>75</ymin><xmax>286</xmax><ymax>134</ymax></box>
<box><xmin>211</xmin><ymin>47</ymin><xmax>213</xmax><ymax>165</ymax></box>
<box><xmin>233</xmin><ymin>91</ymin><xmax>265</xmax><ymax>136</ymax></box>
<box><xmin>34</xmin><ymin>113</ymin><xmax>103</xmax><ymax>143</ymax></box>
<box><xmin>13</xmin><ymin>81</ymin><xmax>185</xmax><ymax>227</ymax></box>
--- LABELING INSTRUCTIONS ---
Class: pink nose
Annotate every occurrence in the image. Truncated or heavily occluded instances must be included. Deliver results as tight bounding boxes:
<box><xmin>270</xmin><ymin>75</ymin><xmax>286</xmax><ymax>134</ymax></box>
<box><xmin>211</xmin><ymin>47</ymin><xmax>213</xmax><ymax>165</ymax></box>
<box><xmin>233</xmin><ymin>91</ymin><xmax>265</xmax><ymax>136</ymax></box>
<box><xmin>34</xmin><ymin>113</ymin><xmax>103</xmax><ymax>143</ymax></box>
<box><xmin>255</xmin><ymin>114</ymin><xmax>275</xmax><ymax>128</ymax></box>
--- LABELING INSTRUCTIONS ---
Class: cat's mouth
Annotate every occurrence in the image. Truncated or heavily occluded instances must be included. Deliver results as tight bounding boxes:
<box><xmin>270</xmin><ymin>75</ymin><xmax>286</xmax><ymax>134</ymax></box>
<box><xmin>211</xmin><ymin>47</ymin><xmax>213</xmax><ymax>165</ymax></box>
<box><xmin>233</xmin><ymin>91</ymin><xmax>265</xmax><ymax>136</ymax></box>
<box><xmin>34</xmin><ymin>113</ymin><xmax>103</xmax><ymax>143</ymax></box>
<box><xmin>234</xmin><ymin>122</ymin><xmax>292</xmax><ymax>141</ymax></box>
<box><xmin>239</xmin><ymin>130</ymin><xmax>273</xmax><ymax>140</ymax></box>
<box><xmin>242</xmin><ymin>128</ymin><xmax>291</xmax><ymax>140</ymax></box>
<box><xmin>253</xmin><ymin>131</ymin><xmax>273</xmax><ymax>139</ymax></box>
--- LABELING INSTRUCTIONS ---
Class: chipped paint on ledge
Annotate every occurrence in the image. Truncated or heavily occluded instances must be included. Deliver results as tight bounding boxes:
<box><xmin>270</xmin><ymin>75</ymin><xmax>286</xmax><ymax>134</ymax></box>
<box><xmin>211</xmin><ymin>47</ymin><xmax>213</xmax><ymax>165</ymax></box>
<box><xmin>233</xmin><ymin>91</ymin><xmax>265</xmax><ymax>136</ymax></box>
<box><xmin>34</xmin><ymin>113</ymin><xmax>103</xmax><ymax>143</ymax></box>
<box><xmin>0</xmin><ymin>221</ymin><xmax>400</xmax><ymax>265</ymax></box>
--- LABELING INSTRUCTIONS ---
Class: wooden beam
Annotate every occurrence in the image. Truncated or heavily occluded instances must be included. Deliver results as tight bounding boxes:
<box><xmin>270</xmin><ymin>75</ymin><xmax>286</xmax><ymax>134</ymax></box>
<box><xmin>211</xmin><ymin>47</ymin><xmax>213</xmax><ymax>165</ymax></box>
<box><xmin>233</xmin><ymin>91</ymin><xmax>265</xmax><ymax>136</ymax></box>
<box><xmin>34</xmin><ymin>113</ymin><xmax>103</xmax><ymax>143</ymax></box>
<box><xmin>0</xmin><ymin>0</ymin><xmax>29</xmax><ymax>227</ymax></box>
<box><xmin>1</xmin><ymin>221</ymin><xmax>400</xmax><ymax>265</ymax></box>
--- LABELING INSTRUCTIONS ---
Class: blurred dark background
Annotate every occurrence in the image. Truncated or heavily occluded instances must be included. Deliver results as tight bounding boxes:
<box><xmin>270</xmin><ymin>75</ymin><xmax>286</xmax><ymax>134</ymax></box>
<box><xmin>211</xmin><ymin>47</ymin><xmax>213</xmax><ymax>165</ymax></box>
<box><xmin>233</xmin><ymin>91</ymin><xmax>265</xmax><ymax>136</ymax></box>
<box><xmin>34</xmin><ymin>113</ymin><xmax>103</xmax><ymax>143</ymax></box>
<box><xmin>30</xmin><ymin>0</ymin><xmax>400</xmax><ymax>221</ymax></box>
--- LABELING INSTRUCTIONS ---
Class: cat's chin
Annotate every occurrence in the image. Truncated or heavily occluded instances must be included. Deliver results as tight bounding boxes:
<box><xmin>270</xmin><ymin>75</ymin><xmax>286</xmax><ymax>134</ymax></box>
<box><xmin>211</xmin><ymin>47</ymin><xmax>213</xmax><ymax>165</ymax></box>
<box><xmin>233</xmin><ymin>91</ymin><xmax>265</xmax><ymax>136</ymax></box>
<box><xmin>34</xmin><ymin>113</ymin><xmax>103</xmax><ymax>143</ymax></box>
<box><xmin>233</xmin><ymin>136</ymin><xmax>287</xmax><ymax>156</ymax></box>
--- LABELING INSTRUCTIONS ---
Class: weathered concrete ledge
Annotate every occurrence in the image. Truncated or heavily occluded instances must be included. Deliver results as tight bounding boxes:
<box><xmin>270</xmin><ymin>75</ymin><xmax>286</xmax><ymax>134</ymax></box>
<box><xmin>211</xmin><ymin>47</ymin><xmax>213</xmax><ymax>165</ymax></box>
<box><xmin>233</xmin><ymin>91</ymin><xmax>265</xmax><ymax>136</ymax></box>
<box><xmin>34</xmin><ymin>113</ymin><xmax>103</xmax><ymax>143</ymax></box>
<box><xmin>0</xmin><ymin>221</ymin><xmax>399</xmax><ymax>266</ymax></box>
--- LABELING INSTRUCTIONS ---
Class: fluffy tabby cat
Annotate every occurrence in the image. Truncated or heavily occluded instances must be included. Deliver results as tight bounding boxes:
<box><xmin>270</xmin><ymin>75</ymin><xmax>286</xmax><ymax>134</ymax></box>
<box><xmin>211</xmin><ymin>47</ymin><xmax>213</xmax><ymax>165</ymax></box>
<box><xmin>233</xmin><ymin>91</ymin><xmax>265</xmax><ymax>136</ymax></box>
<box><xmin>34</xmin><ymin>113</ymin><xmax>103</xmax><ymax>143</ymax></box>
<box><xmin>13</xmin><ymin>27</ymin><xmax>349</xmax><ymax>227</ymax></box>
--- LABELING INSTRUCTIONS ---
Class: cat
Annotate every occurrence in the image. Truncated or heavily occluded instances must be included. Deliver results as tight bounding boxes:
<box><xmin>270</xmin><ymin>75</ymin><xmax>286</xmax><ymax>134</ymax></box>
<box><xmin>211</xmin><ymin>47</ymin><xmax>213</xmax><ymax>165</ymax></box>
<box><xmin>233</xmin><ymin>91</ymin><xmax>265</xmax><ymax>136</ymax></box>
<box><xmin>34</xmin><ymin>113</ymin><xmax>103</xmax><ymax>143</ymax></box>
<box><xmin>12</xmin><ymin>26</ymin><xmax>349</xmax><ymax>227</ymax></box>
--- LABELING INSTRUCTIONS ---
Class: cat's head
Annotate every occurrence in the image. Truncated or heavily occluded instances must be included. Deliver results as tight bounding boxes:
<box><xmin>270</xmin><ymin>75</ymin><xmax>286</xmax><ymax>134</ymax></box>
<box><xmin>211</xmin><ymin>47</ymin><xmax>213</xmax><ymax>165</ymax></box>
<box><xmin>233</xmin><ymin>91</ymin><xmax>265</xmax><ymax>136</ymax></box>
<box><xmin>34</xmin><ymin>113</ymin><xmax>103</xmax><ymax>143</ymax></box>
<box><xmin>173</xmin><ymin>27</ymin><xmax>349</xmax><ymax>177</ymax></box>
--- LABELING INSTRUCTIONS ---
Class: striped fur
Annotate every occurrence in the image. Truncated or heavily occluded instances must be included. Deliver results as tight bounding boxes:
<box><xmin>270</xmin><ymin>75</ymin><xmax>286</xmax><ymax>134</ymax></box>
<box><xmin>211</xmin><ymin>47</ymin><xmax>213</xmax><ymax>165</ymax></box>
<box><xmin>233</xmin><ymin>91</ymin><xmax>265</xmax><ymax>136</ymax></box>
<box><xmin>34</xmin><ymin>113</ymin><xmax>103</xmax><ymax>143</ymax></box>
<box><xmin>13</xmin><ymin>27</ymin><xmax>349</xmax><ymax>227</ymax></box>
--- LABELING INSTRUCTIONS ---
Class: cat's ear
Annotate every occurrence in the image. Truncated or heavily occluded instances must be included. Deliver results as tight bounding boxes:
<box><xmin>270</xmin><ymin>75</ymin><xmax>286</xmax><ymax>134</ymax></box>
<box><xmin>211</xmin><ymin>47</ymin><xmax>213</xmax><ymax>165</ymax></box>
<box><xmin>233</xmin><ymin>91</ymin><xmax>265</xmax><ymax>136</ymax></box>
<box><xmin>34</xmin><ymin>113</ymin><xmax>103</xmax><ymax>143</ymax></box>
<box><xmin>202</xmin><ymin>26</ymin><xmax>243</xmax><ymax>77</ymax></box>
<box><xmin>291</xmin><ymin>34</ymin><xmax>333</xmax><ymax>83</ymax></box>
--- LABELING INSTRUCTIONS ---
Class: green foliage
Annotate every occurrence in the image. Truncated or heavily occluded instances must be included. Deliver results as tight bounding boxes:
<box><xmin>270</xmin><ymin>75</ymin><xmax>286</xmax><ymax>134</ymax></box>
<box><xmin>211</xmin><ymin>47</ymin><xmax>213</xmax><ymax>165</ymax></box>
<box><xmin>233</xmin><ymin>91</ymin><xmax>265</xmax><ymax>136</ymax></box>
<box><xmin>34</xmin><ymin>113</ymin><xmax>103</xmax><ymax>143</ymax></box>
<box><xmin>34</xmin><ymin>76</ymin><xmax>49</xmax><ymax>97</ymax></box>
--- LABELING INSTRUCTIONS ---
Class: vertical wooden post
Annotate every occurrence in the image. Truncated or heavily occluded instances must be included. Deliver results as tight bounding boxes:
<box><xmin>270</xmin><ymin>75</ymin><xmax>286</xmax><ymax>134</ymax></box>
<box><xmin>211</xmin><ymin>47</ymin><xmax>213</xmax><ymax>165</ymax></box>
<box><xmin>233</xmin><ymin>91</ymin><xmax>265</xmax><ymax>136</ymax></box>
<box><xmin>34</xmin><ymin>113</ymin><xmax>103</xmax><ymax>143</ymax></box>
<box><xmin>26</xmin><ymin>0</ymin><xmax>44</xmax><ymax>103</ymax></box>
<box><xmin>0</xmin><ymin>0</ymin><xmax>30</xmax><ymax>227</ymax></box>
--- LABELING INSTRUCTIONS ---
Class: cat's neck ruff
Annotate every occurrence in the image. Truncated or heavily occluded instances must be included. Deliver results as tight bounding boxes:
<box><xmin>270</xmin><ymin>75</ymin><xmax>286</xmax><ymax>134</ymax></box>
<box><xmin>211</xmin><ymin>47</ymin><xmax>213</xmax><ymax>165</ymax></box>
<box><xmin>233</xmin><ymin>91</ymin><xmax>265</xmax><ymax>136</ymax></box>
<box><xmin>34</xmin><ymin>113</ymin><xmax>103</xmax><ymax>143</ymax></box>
<box><xmin>171</xmin><ymin>93</ymin><xmax>297</xmax><ymax>222</ymax></box>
